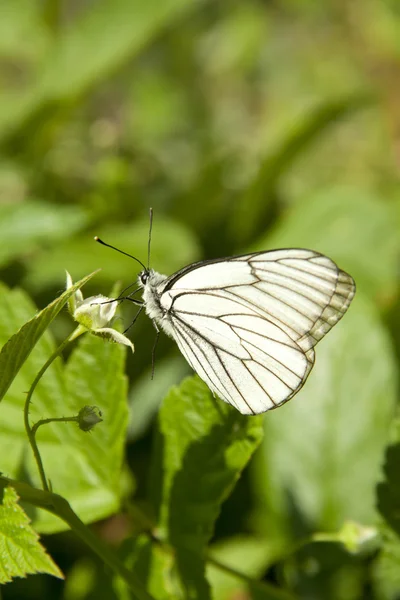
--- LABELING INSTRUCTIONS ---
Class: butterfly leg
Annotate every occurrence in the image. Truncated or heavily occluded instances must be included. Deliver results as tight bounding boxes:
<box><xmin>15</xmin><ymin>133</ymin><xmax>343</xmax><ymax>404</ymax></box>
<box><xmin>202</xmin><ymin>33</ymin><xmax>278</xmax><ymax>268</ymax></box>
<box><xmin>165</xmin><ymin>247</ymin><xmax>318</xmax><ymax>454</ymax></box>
<box><xmin>123</xmin><ymin>303</ymin><xmax>145</xmax><ymax>334</ymax></box>
<box><xmin>151</xmin><ymin>321</ymin><xmax>160</xmax><ymax>380</ymax></box>
<box><xmin>98</xmin><ymin>292</ymin><xmax>142</xmax><ymax>306</ymax></box>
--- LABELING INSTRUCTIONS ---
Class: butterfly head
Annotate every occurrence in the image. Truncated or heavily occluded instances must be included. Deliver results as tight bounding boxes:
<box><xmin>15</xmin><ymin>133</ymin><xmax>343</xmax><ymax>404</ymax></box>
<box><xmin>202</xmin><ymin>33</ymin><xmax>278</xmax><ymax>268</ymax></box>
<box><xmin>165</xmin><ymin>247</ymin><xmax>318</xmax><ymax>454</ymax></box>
<box><xmin>138</xmin><ymin>269</ymin><xmax>166</xmax><ymax>291</ymax></box>
<box><xmin>139</xmin><ymin>269</ymin><xmax>150</xmax><ymax>286</ymax></box>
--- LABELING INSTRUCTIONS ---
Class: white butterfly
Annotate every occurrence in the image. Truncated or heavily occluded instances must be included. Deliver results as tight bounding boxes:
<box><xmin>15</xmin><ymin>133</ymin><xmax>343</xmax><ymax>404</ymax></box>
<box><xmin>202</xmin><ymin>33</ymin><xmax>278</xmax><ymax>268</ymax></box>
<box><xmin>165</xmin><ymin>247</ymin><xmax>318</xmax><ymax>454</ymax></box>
<box><xmin>96</xmin><ymin>232</ymin><xmax>355</xmax><ymax>415</ymax></box>
<box><xmin>136</xmin><ymin>248</ymin><xmax>355</xmax><ymax>415</ymax></box>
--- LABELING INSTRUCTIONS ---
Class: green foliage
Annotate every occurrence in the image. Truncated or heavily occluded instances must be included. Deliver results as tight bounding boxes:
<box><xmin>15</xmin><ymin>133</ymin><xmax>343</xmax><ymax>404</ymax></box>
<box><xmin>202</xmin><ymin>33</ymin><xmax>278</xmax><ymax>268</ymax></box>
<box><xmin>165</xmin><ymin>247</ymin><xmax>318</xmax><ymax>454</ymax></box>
<box><xmin>23</xmin><ymin>217</ymin><xmax>201</xmax><ymax>293</ymax></box>
<box><xmin>373</xmin><ymin>528</ymin><xmax>400</xmax><ymax>600</ymax></box>
<box><xmin>261</xmin><ymin>186</ymin><xmax>400</xmax><ymax>300</ymax></box>
<box><xmin>253</xmin><ymin>293</ymin><xmax>397</xmax><ymax>538</ymax></box>
<box><xmin>1</xmin><ymin>0</ymin><xmax>400</xmax><ymax>598</ymax></box>
<box><xmin>128</xmin><ymin>354</ymin><xmax>189</xmax><ymax>441</ymax></box>
<box><xmin>154</xmin><ymin>377</ymin><xmax>263</xmax><ymax>544</ymax></box>
<box><xmin>128</xmin><ymin>377</ymin><xmax>264</xmax><ymax>599</ymax></box>
<box><xmin>35</xmin><ymin>334</ymin><xmax>129</xmax><ymax>533</ymax></box>
<box><xmin>374</xmin><ymin>433</ymin><xmax>400</xmax><ymax>599</ymax></box>
<box><xmin>231</xmin><ymin>95</ymin><xmax>371</xmax><ymax>246</ymax></box>
<box><xmin>0</xmin><ymin>0</ymin><xmax>205</xmax><ymax>143</ymax></box>
<box><xmin>206</xmin><ymin>537</ymin><xmax>290</xmax><ymax>600</ymax></box>
<box><xmin>377</xmin><ymin>440</ymin><xmax>400</xmax><ymax>538</ymax></box>
<box><xmin>0</xmin><ymin>282</ymin><xmax>129</xmax><ymax>533</ymax></box>
<box><xmin>0</xmin><ymin>273</ymin><xmax>96</xmax><ymax>403</ymax></box>
<box><xmin>0</xmin><ymin>487</ymin><xmax>62</xmax><ymax>583</ymax></box>
<box><xmin>0</xmin><ymin>201</ymin><xmax>89</xmax><ymax>269</ymax></box>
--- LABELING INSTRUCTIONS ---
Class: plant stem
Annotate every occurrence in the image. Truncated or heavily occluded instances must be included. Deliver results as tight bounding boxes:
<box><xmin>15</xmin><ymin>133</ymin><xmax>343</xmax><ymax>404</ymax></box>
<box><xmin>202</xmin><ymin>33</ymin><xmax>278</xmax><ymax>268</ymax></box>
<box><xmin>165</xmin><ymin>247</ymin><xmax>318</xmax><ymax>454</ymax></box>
<box><xmin>0</xmin><ymin>477</ymin><xmax>155</xmax><ymax>600</ymax></box>
<box><xmin>24</xmin><ymin>327</ymin><xmax>84</xmax><ymax>491</ymax></box>
<box><xmin>149</xmin><ymin>531</ymin><xmax>295</xmax><ymax>600</ymax></box>
<box><xmin>207</xmin><ymin>556</ymin><xmax>296</xmax><ymax>600</ymax></box>
<box><xmin>31</xmin><ymin>416</ymin><xmax>79</xmax><ymax>437</ymax></box>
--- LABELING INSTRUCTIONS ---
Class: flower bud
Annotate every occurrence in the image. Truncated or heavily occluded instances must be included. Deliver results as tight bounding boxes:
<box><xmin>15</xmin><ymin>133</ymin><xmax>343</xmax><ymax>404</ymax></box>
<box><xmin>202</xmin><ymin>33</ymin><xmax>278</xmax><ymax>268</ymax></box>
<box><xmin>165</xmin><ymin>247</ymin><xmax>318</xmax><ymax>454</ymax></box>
<box><xmin>78</xmin><ymin>406</ymin><xmax>103</xmax><ymax>432</ymax></box>
<box><xmin>337</xmin><ymin>521</ymin><xmax>378</xmax><ymax>554</ymax></box>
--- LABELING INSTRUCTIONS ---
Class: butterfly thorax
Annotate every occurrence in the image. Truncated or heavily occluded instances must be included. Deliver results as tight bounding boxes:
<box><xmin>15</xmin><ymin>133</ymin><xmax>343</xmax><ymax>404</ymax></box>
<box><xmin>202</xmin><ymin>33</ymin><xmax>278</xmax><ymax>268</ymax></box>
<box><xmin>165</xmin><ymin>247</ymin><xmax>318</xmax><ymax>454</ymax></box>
<box><xmin>139</xmin><ymin>269</ymin><xmax>169</xmax><ymax>324</ymax></box>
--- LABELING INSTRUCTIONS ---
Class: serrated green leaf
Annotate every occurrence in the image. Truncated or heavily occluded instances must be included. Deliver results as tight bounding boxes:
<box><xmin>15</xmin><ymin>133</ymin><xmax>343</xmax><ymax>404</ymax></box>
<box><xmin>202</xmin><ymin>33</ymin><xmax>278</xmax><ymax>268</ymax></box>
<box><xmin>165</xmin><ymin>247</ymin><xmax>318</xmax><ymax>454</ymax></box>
<box><xmin>252</xmin><ymin>293</ymin><xmax>397</xmax><ymax>538</ymax></box>
<box><xmin>0</xmin><ymin>200</ymin><xmax>89</xmax><ymax>268</ymax></box>
<box><xmin>0</xmin><ymin>486</ymin><xmax>62</xmax><ymax>583</ymax></box>
<box><xmin>256</xmin><ymin>185</ymin><xmax>399</xmax><ymax>302</ymax></box>
<box><xmin>0</xmin><ymin>272</ymin><xmax>96</xmax><ymax>403</ymax></box>
<box><xmin>147</xmin><ymin>376</ymin><xmax>264</xmax><ymax>599</ymax></box>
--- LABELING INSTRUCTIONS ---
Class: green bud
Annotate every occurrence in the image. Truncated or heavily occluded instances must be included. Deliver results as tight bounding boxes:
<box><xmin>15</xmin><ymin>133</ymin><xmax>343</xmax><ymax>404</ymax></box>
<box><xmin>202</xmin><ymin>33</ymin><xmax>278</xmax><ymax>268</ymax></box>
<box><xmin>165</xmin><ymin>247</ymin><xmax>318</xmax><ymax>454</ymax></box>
<box><xmin>78</xmin><ymin>406</ymin><xmax>103</xmax><ymax>432</ymax></box>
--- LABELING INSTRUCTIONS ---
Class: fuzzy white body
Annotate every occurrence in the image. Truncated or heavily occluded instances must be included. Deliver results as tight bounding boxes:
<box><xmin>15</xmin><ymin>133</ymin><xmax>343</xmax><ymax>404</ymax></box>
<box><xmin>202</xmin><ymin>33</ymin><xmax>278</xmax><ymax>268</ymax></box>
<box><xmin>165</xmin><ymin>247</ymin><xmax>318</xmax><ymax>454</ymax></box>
<box><xmin>140</xmin><ymin>269</ymin><xmax>176</xmax><ymax>338</ymax></box>
<box><xmin>137</xmin><ymin>250</ymin><xmax>355</xmax><ymax>415</ymax></box>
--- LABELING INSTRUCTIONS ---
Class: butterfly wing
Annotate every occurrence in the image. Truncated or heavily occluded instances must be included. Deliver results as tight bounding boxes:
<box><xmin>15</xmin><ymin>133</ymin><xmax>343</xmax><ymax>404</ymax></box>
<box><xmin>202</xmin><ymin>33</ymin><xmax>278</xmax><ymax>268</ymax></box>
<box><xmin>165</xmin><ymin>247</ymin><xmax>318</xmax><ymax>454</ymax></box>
<box><xmin>158</xmin><ymin>249</ymin><xmax>355</xmax><ymax>415</ymax></box>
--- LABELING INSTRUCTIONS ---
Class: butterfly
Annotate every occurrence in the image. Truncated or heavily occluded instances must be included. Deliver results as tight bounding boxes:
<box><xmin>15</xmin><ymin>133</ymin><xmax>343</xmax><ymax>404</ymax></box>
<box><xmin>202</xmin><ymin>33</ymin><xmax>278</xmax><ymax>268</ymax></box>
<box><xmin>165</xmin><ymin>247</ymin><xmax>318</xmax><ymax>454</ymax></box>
<box><xmin>96</xmin><ymin>219</ymin><xmax>355</xmax><ymax>415</ymax></box>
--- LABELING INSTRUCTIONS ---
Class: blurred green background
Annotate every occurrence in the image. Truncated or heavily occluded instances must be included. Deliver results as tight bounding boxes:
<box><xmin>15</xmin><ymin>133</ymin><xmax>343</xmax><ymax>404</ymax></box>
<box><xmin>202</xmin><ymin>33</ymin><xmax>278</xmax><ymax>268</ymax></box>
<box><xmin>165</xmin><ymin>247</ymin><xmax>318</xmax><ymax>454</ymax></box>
<box><xmin>1</xmin><ymin>0</ymin><xmax>400</xmax><ymax>598</ymax></box>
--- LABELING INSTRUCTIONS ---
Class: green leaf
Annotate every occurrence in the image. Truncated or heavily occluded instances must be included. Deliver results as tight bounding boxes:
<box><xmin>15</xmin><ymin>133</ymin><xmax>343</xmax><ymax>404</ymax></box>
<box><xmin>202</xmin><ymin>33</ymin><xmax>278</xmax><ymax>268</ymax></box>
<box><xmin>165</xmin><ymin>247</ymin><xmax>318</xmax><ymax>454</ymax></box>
<box><xmin>206</xmin><ymin>536</ymin><xmax>291</xmax><ymax>600</ymax></box>
<box><xmin>373</xmin><ymin>527</ymin><xmax>400</xmax><ymax>600</ymax></box>
<box><xmin>256</xmin><ymin>185</ymin><xmax>399</xmax><ymax>302</ymax></box>
<box><xmin>63</xmin><ymin>558</ymin><xmax>97</xmax><ymax>600</ymax></box>
<box><xmin>252</xmin><ymin>292</ymin><xmax>397</xmax><ymax>538</ymax></box>
<box><xmin>0</xmin><ymin>0</ymin><xmax>48</xmax><ymax>59</ymax></box>
<box><xmin>23</xmin><ymin>217</ymin><xmax>201</xmax><ymax>292</ymax></box>
<box><xmin>66</xmin><ymin>536</ymin><xmax>176</xmax><ymax>600</ymax></box>
<box><xmin>0</xmin><ymin>272</ymin><xmax>96</xmax><ymax>403</ymax></box>
<box><xmin>120</xmin><ymin>535</ymin><xmax>176</xmax><ymax>600</ymax></box>
<box><xmin>128</xmin><ymin>354</ymin><xmax>190</xmax><ymax>441</ymax></box>
<box><xmin>0</xmin><ymin>200</ymin><xmax>89</xmax><ymax>268</ymax></box>
<box><xmin>0</xmin><ymin>0</ymin><xmax>206</xmax><ymax>143</ymax></box>
<box><xmin>148</xmin><ymin>376</ymin><xmax>264</xmax><ymax>599</ymax></box>
<box><xmin>31</xmin><ymin>334</ymin><xmax>129</xmax><ymax>533</ymax></box>
<box><xmin>0</xmin><ymin>284</ymin><xmax>129</xmax><ymax>533</ymax></box>
<box><xmin>64</xmin><ymin>554</ymin><xmax>132</xmax><ymax>600</ymax></box>
<box><xmin>0</xmin><ymin>486</ymin><xmax>62</xmax><ymax>583</ymax></box>
<box><xmin>377</xmin><ymin>427</ymin><xmax>400</xmax><ymax>537</ymax></box>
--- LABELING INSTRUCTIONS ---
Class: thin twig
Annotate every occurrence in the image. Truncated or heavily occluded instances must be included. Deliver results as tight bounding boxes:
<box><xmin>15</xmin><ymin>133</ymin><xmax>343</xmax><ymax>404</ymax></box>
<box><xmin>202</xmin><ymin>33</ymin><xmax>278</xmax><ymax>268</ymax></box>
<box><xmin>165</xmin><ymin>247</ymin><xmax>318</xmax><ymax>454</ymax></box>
<box><xmin>31</xmin><ymin>416</ymin><xmax>79</xmax><ymax>437</ymax></box>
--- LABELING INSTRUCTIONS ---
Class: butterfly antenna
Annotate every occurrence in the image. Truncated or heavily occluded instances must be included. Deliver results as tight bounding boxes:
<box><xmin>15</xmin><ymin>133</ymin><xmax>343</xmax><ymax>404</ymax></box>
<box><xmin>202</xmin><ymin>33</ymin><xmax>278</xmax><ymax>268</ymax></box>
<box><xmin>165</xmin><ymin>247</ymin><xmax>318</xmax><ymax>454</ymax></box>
<box><xmin>94</xmin><ymin>237</ymin><xmax>147</xmax><ymax>271</ymax></box>
<box><xmin>147</xmin><ymin>207</ymin><xmax>153</xmax><ymax>270</ymax></box>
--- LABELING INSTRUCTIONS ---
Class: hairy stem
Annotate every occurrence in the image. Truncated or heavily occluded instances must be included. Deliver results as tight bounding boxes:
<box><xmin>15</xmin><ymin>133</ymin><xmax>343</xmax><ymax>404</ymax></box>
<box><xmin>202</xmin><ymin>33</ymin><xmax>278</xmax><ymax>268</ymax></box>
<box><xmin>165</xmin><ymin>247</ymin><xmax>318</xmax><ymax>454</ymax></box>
<box><xmin>31</xmin><ymin>416</ymin><xmax>79</xmax><ymax>437</ymax></box>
